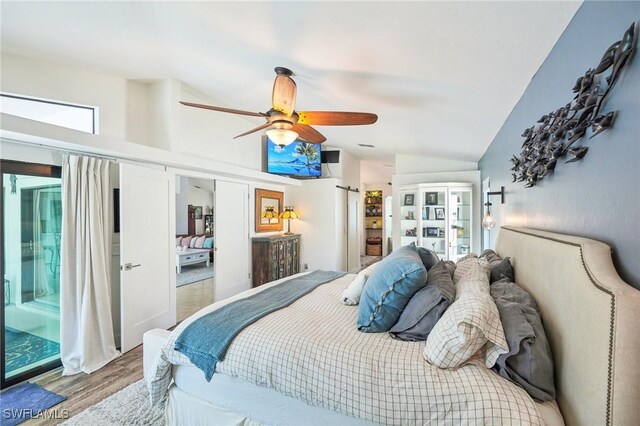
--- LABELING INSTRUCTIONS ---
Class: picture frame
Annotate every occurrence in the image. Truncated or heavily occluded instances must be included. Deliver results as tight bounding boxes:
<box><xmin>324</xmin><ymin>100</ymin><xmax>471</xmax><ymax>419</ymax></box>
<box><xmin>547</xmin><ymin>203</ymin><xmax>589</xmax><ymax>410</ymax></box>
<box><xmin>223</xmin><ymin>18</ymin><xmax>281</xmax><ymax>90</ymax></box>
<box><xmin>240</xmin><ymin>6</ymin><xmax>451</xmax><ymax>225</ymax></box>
<box><xmin>425</xmin><ymin>227</ymin><xmax>439</xmax><ymax>237</ymax></box>
<box><xmin>435</xmin><ymin>207</ymin><xmax>445</xmax><ymax>220</ymax></box>
<box><xmin>403</xmin><ymin>193</ymin><xmax>415</xmax><ymax>206</ymax></box>
<box><xmin>194</xmin><ymin>206</ymin><xmax>203</xmax><ymax>219</ymax></box>
<box><xmin>425</xmin><ymin>192</ymin><xmax>439</xmax><ymax>205</ymax></box>
<box><xmin>255</xmin><ymin>188</ymin><xmax>284</xmax><ymax>233</ymax></box>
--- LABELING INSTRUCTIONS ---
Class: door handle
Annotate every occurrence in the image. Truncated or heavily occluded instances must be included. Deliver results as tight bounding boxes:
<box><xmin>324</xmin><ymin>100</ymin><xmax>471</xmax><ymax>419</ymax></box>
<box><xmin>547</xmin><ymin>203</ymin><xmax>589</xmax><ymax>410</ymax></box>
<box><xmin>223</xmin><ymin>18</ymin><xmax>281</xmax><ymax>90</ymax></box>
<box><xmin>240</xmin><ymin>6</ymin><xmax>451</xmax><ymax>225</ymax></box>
<box><xmin>122</xmin><ymin>263</ymin><xmax>141</xmax><ymax>271</ymax></box>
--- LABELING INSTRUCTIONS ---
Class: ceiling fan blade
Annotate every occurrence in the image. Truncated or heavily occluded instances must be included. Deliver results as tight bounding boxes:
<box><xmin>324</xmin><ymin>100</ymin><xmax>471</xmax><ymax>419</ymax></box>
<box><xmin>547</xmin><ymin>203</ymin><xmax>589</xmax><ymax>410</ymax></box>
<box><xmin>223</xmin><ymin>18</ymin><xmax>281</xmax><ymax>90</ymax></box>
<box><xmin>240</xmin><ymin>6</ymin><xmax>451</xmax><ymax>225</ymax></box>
<box><xmin>297</xmin><ymin>111</ymin><xmax>378</xmax><ymax>126</ymax></box>
<box><xmin>291</xmin><ymin>123</ymin><xmax>326</xmax><ymax>144</ymax></box>
<box><xmin>233</xmin><ymin>121</ymin><xmax>272</xmax><ymax>139</ymax></box>
<box><xmin>180</xmin><ymin>101</ymin><xmax>268</xmax><ymax>118</ymax></box>
<box><xmin>272</xmin><ymin>74</ymin><xmax>297</xmax><ymax>117</ymax></box>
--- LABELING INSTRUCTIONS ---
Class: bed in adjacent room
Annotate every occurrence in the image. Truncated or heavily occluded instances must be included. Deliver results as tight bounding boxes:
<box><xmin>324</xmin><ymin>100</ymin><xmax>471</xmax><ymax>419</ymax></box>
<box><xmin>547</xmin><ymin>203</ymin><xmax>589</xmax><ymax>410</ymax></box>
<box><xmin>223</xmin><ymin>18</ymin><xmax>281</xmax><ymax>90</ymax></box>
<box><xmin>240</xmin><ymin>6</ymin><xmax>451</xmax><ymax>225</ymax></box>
<box><xmin>144</xmin><ymin>226</ymin><xmax>640</xmax><ymax>425</ymax></box>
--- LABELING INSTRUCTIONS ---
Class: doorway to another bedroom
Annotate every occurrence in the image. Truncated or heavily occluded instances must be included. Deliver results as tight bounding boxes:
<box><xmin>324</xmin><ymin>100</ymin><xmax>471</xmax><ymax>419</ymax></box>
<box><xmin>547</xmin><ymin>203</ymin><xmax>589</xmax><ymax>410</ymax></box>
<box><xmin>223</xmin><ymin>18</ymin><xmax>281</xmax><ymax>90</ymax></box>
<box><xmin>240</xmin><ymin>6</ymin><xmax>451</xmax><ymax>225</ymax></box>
<box><xmin>175</xmin><ymin>176</ymin><xmax>215</xmax><ymax>322</ymax></box>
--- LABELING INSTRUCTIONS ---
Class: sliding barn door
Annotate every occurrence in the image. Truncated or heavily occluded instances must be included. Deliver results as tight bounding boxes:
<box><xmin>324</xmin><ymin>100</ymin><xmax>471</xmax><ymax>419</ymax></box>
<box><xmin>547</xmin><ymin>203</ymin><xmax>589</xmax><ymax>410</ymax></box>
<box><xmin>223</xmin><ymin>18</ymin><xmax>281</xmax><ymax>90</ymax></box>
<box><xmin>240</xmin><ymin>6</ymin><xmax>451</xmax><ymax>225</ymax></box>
<box><xmin>119</xmin><ymin>163</ymin><xmax>175</xmax><ymax>352</ymax></box>
<box><xmin>214</xmin><ymin>180</ymin><xmax>250</xmax><ymax>300</ymax></box>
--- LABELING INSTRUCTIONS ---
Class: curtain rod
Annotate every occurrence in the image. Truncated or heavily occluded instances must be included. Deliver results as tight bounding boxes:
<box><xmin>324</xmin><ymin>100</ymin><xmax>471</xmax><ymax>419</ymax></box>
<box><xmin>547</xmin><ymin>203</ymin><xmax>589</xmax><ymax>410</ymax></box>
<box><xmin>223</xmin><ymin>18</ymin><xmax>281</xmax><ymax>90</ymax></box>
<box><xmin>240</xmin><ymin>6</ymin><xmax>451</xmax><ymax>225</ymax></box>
<box><xmin>2</xmin><ymin>137</ymin><xmax>119</xmax><ymax>162</ymax></box>
<box><xmin>336</xmin><ymin>185</ymin><xmax>359</xmax><ymax>193</ymax></box>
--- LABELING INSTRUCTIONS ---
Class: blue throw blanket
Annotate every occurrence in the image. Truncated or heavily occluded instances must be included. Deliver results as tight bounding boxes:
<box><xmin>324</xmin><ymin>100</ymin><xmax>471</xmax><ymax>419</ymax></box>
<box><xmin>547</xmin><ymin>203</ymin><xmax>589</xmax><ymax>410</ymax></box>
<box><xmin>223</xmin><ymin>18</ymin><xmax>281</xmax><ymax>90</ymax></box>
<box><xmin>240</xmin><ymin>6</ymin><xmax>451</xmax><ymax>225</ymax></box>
<box><xmin>174</xmin><ymin>270</ymin><xmax>345</xmax><ymax>381</ymax></box>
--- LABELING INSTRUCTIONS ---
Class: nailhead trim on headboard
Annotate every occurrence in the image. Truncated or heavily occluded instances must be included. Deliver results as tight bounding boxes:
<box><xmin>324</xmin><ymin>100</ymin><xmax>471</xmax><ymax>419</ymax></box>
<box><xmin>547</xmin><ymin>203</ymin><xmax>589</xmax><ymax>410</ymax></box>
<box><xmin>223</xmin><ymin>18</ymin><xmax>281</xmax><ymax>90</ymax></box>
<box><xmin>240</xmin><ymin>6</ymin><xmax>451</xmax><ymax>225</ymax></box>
<box><xmin>501</xmin><ymin>227</ymin><xmax>615</xmax><ymax>426</ymax></box>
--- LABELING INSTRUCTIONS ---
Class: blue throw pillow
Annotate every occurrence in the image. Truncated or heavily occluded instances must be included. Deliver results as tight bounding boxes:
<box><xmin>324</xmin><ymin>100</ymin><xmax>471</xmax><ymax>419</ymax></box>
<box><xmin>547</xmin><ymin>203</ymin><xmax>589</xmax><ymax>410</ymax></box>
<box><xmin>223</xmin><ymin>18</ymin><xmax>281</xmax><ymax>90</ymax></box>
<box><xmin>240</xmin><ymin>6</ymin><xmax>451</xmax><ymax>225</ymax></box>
<box><xmin>203</xmin><ymin>237</ymin><xmax>214</xmax><ymax>249</ymax></box>
<box><xmin>357</xmin><ymin>244</ymin><xmax>427</xmax><ymax>333</ymax></box>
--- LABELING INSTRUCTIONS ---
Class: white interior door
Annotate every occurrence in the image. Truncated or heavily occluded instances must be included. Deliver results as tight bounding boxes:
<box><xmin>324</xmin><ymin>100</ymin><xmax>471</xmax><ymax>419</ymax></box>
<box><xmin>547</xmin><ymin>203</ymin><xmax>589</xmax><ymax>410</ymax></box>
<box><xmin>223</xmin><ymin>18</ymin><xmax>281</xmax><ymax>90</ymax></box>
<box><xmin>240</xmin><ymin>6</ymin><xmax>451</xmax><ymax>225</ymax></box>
<box><xmin>214</xmin><ymin>180</ymin><xmax>249</xmax><ymax>301</ymax></box>
<box><xmin>347</xmin><ymin>191</ymin><xmax>360</xmax><ymax>271</ymax></box>
<box><xmin>120</xmin><ymin>163</ymin><xmax>175</xmax><ymax>352</ymax></box>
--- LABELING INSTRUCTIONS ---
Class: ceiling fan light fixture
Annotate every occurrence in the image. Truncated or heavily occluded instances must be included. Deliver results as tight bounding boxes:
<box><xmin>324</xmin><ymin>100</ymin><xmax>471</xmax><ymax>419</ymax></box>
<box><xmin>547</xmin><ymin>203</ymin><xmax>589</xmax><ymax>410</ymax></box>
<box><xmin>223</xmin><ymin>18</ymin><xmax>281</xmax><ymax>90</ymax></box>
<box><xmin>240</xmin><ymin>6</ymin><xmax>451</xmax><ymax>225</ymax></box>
<box><xmin>266</xmin><ymin>128</ymin><xmax>299</xmax><ymax>147</ymax></box>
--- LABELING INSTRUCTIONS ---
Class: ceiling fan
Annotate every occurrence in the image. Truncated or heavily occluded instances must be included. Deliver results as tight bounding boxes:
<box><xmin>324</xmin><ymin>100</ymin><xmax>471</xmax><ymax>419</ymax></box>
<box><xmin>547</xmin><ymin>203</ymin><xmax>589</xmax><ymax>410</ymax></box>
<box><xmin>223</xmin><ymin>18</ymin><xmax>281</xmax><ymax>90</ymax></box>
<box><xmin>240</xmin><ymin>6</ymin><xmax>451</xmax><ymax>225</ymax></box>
<box><xmin>179</xmin><ymin>67</ymin><xmax>378</xmax><ymax>146</ymax></box>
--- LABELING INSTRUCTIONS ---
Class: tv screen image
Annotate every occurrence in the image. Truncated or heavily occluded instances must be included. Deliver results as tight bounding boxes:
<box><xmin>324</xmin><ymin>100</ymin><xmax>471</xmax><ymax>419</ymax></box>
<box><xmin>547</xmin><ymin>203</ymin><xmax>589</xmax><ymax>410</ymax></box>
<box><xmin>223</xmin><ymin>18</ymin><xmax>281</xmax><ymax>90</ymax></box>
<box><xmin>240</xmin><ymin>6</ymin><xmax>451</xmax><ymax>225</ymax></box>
<box><xmin>266</xmin><ymin>138</ymin><xmax>322</xmax><ymax>178</ymax></box>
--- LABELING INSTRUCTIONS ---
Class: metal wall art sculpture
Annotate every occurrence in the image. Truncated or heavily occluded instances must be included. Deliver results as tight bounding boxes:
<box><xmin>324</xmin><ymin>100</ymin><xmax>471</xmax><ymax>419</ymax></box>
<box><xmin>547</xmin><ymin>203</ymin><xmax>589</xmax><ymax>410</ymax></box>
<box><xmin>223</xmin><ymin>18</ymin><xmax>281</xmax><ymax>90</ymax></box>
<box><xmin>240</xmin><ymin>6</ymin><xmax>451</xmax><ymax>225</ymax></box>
<box><xmin>511</xmin><ymin>22</ymin><xmax>637</xmax><ymax>188</ymax></box>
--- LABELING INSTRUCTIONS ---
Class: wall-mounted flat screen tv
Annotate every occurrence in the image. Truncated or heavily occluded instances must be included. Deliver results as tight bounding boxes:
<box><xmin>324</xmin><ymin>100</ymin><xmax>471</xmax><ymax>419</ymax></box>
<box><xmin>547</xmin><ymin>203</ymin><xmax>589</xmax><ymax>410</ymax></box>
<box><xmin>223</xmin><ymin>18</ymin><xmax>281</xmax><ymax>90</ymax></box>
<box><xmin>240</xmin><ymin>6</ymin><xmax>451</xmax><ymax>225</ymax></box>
<box><xmin>265</xmin><ymin>137</ymin><xmax>322</xmax><ymax>178</ymax></box>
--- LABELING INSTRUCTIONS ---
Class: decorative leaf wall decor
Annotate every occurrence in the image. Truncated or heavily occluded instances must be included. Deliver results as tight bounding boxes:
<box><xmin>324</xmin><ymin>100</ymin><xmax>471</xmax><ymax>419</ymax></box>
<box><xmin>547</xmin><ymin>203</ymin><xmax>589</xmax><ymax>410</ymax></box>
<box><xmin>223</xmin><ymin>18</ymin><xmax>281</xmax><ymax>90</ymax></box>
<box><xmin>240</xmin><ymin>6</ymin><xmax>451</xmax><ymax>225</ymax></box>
<box><xmin>511</xmin><ymin>22</ymin><xmax>637</xmax><ymax>188</ymax></box>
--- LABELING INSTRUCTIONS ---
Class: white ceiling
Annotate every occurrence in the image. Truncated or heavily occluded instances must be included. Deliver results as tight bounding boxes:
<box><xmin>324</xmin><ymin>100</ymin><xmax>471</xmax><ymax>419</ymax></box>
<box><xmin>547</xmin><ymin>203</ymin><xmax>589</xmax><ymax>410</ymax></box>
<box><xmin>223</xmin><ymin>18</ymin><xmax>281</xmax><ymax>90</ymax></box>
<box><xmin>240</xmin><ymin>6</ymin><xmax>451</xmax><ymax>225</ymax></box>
<box><xmin>0</xmin><ymin>1</ymin><xmax>581</xmax><ymax>164</ymax></box>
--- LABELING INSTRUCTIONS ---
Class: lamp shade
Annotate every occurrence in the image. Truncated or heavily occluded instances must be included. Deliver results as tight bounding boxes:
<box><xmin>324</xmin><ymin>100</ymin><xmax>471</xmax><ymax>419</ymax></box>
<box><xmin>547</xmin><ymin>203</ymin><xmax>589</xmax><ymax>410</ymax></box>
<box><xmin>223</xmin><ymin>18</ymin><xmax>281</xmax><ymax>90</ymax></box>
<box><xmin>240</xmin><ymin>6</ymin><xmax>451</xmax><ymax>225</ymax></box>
<box><xmin>261</xmin><ymin>206</ymin><xmax>278</xmax><ymax>218</ymax></box>
<box><xmin>266</xmin><ymin>129</ymin><xmax>298</xmax><ymax>147</ymax></box>
<box><xmin>279</xmin><ymin>206</ymin><xmax>300</xmax><ymax>220</ymax></box>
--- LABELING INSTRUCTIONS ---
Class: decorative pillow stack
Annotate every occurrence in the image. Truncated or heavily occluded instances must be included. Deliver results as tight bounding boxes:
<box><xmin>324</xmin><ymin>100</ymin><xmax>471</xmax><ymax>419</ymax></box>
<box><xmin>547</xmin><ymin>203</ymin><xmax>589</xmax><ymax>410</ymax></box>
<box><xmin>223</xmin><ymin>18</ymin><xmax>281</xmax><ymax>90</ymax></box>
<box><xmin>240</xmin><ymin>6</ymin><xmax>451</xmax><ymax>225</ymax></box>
<box><xmin>424</xmin><ymin>259</ymin><xmax>508</xmax><ymax>369</ymax></box>
<box><xmin>357</xmin><ymin>244</ymin><xmax>427</xmax><ymax>333</ymax></box>
<box><xmin>480</xmin><ymin>249</ymin><xmax>515</xmax><ymax>284</ymax></box>
<box><xmin>389</xmin><ymin>261</ymin><xmax>455</xmax><ymax>341</ymax></box>
<box><xmin>341</xmin><ymin>262</ymin><xmax>380</xmax><ymax>306</ymax></box>
<box><xmin>490</xmin><ymin>279</ymin><xmax>556</xmax><ymax>401</ymax></box>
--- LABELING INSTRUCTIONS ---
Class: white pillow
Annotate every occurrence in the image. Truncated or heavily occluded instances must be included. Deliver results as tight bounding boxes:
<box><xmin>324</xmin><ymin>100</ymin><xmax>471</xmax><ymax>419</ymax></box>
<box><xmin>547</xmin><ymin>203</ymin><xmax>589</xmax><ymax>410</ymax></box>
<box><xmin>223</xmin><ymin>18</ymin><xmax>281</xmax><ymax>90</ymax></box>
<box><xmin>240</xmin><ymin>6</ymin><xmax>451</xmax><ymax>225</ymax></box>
<box><xmin>424</xmin><ymin>266</ymin><xmax>508</xmax><ymax>369</ymax></box>
<box><xmin>194</xmin><ymin>235</ymin><xmax>206</xmax><ymax>248</ymax></box>
<box><xmin>341</xmin><ymin>262</ymin><xmax>380</xmax><ymax>305</ymax></box>
<box><xmin>190</xmin><ymin>237</ymin><xmax>198</xmax><ymax>248</ymax></box>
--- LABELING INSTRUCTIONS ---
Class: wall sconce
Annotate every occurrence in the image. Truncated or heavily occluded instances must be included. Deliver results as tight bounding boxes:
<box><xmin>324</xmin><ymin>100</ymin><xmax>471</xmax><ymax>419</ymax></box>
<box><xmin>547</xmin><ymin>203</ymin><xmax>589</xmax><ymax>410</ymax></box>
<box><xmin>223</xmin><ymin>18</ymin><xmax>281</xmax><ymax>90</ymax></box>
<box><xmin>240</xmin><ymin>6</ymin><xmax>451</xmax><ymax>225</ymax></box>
<box><xmin>279</xmin><ymin>206</ymin><xmax>300</xmax><ymax>235</ymax></box>
<box><xmin>482</xmin><ymin>186</ymin><xmax>505</xmax><ymax>230</ymax></box>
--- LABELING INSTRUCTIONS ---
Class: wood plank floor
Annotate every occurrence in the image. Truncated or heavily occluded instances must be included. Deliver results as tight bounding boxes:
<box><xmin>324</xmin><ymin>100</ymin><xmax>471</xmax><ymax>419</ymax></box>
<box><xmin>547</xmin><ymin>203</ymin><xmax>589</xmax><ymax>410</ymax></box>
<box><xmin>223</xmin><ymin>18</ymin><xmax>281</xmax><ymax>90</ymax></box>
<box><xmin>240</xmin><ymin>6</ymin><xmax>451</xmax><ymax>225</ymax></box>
<box><xmin>24</xmin><ymin>344</ymin><xmax>144</xmax><ymax>425</ymax></box>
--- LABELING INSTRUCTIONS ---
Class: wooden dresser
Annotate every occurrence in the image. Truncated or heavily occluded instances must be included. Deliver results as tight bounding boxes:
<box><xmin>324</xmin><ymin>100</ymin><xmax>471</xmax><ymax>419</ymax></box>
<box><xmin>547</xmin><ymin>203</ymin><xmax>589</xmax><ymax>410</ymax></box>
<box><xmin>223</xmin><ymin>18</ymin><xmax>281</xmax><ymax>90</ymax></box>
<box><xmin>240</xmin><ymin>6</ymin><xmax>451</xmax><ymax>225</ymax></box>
<box><xmin>252</xmin><ymin>234</ymin><xmax>301</xmax><ymax>287</ymax></box>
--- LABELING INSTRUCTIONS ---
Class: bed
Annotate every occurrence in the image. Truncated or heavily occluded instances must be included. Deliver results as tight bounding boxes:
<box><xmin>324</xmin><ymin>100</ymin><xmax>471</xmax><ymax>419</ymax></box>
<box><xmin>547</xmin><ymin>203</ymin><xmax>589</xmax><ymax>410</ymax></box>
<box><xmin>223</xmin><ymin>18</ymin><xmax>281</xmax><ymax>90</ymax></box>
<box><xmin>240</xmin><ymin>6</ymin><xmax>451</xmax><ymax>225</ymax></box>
<box><xmin>144</xmin><ymin>226</ymin><xmax>640</xmax><ymax>425</ymax></box>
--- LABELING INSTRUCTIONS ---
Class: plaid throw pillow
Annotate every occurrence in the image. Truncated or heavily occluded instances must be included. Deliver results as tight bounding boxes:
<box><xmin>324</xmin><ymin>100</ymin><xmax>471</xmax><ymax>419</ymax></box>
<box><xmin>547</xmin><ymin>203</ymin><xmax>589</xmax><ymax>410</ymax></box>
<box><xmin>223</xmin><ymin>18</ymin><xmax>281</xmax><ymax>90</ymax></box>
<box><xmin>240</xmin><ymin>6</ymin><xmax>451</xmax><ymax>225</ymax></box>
<box><xmin>424</xmin><ymin>260</ymin><xmax>508</xmax><ymax>369</ymax></box>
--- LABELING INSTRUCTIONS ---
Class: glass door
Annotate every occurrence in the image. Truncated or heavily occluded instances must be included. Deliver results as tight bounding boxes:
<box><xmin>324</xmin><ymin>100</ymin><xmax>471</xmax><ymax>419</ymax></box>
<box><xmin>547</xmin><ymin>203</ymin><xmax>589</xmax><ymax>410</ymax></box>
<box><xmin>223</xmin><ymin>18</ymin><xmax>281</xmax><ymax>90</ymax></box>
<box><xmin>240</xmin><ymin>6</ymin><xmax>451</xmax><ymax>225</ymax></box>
<box><xmin>399</xmin><ymin>189</ymin><xmax>418</xmax><ymax>247</ymax></box>
<box><xmin>420</xmin><ymin>188</ymin><xmax>448</xmax><ymax>258</ymax></box>
<box><xmin>1</xmin><ymin>160</ymin><xmax>62</xmax><ymax>388</ymax></box>
<box><xmin>448</xmin><ymin>188</ymin><xmax>473</xmax><ymax>261</ymax></box>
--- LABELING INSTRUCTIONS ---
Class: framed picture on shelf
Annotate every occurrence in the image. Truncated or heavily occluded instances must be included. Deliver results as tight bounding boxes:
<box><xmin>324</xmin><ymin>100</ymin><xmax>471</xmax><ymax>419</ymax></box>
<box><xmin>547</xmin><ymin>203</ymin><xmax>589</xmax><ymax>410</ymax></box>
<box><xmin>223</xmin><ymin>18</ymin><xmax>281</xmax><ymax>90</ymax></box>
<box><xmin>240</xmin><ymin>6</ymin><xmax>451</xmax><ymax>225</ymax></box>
<box><xmin>404</xmin><ymin>211</ymin><xmax>415</xmax><ymax>220</ymax></box>
<box><xmin>425</xmin><ymin>227</ymin><xmax>439</xmax><ymax>237</ymax></box>
<box><xmin>425</xmin><ymin>192</ymin><xmax>439</xmax><ymax>205</ymax></box>
<box><xmin>438</xmin><ymin>228</ymin><xmax>445</xmax><ymax>238</ymax></box>
<box><xmin>403</xmin><ymin>193</ymin><xmax>415</xmax><ymax>206</ymax></box>
<box><xmin>434</xmin><ymin>207</ymin><xmax>445</xmax><ymax>220</ymax></box>
<box><xmin>405</xmin><ymin>227</ymin><xmax>417</xmax><ymax>237</ymax></box>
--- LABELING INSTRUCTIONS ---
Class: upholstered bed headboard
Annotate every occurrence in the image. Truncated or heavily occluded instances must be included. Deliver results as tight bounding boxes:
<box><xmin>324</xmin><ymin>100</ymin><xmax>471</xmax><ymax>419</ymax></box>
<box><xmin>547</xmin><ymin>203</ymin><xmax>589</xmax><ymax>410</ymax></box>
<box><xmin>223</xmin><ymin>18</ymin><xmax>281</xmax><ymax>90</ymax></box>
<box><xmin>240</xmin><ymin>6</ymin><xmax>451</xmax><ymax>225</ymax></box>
<box><xmin>495</xmin><ymin>227</ymin><xmax>640</xmax><ymax>426</ymax></box>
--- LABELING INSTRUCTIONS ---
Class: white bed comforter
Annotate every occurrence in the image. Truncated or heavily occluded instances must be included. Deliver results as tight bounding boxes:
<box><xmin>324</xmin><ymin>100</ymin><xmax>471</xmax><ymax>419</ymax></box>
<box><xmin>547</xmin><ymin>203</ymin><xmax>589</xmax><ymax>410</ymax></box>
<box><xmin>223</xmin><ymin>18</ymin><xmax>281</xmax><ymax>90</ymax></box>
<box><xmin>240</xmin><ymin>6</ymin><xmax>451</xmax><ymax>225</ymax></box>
<box><xmin>149</xmin><ymin>273</ymin><xmax>542</xmax><ymax>425</ymax></box>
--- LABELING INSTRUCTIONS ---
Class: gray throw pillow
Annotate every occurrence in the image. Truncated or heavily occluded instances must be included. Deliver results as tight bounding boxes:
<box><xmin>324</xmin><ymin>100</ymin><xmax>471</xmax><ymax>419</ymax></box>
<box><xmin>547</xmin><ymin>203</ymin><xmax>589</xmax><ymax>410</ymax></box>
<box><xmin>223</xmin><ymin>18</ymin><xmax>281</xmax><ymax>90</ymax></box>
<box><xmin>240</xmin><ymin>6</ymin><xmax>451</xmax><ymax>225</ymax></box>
<box><xmin>416</xmin><ymin>245</ymin><xmax>439</xmax><ymax>271</ymax></box>
<box><xmin>389</xmin><ymin>261</ymin><xmax>455</xmax><ymax>341</ymax></box>
<box><xmin>490</xmin><ymin>279</ymin><xmax>556</xmax><ymax>401</ymax></box>
<box><xmin>480</xmin><ymin>249</ymin><xmax>515</xmax><ymax>283</ymax></box>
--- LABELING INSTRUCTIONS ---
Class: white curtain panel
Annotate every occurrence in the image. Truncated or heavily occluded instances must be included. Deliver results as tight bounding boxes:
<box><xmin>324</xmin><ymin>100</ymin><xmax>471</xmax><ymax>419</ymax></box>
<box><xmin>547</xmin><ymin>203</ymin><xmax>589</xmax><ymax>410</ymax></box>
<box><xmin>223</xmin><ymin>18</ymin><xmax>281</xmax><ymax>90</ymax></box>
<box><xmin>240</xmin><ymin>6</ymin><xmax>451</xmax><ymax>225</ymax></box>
<box><xmin>61</xmin><ymin>155</ymin><xmax>120</xmax><ymax>375</ymax></box>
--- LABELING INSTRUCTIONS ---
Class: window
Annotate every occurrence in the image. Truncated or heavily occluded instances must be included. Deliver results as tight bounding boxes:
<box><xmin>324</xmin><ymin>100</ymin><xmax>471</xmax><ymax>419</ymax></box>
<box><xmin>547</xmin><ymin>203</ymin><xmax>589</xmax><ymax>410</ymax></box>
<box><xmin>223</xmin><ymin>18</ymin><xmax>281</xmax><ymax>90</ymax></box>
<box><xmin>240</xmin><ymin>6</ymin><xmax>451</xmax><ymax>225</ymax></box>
<box><xmin>0</xmin><ymin>93</ymin><xmax>97</xmax><ymax>134</ymax></box>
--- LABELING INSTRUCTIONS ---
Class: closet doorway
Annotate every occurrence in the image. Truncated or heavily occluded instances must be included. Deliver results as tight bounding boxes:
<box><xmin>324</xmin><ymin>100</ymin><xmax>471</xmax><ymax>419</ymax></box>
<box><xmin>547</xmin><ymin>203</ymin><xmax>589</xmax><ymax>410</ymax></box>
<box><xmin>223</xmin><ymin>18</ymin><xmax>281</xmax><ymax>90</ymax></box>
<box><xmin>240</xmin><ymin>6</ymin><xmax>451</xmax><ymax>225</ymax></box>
<box><xmin>173</xmin><ymin>174</ymin><xmax>250</xmax><ymax>320</ymax></box>
<box><xmin>175</xmin><ymin>176</ymin><xmax>215</xmax><ymax>322</ymax></box>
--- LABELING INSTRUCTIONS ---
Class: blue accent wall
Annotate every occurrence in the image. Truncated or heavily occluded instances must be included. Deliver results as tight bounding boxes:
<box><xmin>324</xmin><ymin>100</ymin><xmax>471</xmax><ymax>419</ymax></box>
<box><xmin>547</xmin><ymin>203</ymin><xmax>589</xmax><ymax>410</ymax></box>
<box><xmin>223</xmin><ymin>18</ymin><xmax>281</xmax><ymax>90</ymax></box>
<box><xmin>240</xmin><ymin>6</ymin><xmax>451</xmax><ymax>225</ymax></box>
<box><xmin>479</xmin><ymin>1</ymin><xmax>640</xmax><ymax>288</ymax></box>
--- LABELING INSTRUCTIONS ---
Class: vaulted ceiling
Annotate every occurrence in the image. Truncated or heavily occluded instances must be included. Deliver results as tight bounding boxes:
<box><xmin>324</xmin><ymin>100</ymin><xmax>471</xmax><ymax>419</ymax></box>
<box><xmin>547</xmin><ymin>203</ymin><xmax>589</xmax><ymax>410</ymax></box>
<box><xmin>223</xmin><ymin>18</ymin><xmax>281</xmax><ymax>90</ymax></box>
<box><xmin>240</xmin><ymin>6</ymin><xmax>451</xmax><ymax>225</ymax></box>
<box><xmin>0</xmin><ymin>1</ymin><xmax>581</xmax><ymax>163</ymax></box>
